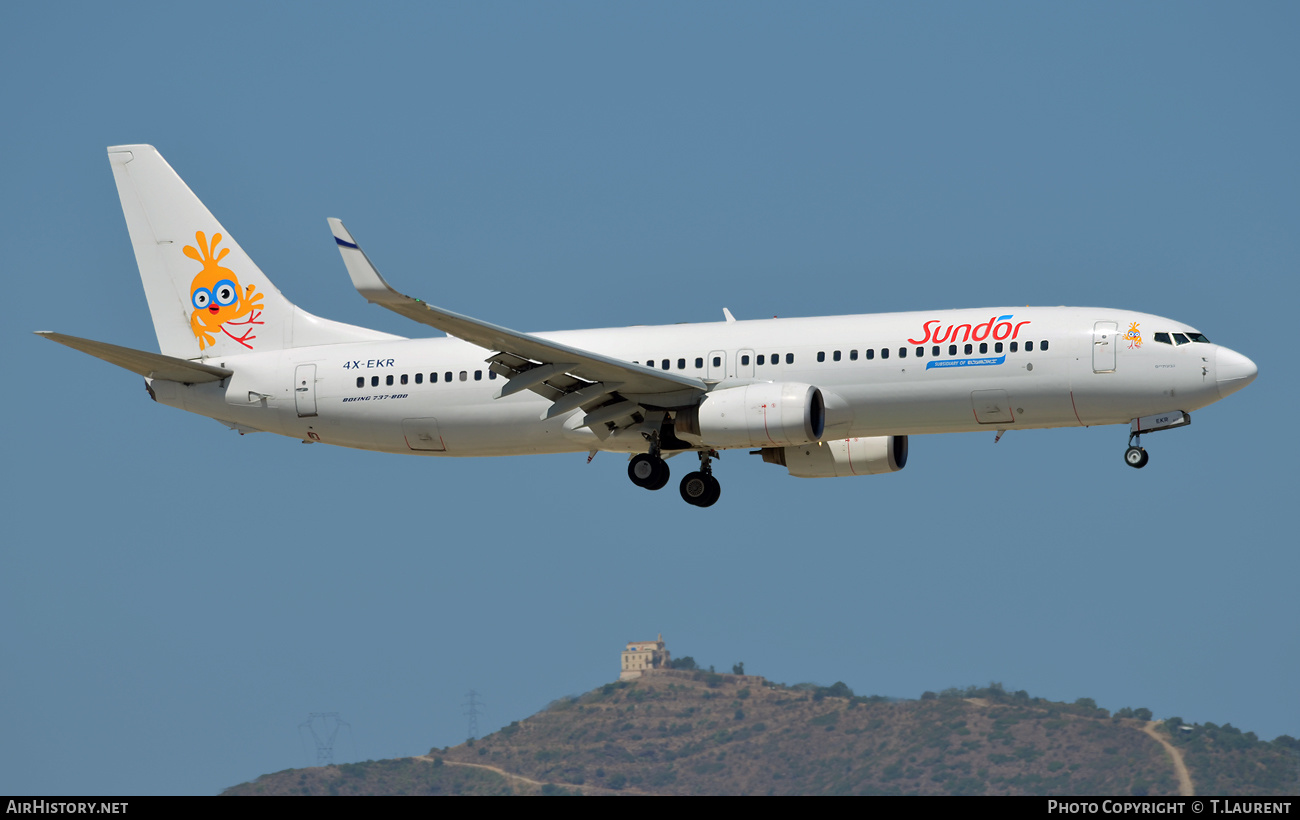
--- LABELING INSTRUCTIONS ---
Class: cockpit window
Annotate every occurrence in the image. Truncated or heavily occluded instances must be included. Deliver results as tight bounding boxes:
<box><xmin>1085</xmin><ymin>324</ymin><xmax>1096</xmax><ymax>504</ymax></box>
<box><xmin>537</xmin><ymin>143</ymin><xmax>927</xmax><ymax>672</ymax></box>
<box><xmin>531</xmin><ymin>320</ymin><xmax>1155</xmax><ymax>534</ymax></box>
<box><xmin>1153</xmin><ymin>332</ymin><xmax>1171</xmax><ymax>345</ymax></box>
<box><xmin>1185</xmin><ymin>332</ymin><xmax>1211</xmax><ymax>343</ymax></box>
<box><xmin>1172</xmin><ymin>333</ymin><xmax>1190</xmax><ymax>345</ymax></box>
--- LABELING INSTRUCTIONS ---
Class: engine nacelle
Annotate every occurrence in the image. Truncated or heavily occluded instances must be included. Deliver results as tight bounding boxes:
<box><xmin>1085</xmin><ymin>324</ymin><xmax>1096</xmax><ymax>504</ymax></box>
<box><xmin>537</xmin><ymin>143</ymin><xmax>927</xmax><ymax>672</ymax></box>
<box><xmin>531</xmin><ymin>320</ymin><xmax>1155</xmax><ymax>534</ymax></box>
<box><xmin>761</xmin><ymin>435</ymin><xmax>908</xmax><ymax>478</ymax></box>
<box><xmin>676</xmin><ymin>382</ymin><xmax>825</xmax><ymax>449</ymax></box>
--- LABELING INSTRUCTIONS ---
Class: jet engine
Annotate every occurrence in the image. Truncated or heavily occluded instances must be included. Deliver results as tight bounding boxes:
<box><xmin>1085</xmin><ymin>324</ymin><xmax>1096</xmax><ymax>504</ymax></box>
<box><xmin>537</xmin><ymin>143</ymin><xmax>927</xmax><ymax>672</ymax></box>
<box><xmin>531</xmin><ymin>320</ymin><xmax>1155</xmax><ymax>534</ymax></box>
<box><xmin>675</xmin><ymin>382</ymin><xmax>824</xmax><ymax>449</ymax></box>
<box><xmin>759</xmin><ymin>435</ymin><xmax>908</xmax><ymax>478</ymax></box>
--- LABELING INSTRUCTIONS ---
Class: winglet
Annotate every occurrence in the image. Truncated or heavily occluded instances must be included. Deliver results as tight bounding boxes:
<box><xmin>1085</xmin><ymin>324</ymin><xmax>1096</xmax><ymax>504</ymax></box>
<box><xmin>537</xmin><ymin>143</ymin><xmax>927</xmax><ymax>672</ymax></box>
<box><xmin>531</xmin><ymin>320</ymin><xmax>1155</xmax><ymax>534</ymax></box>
<box><xmin>723</xmin><ymin>307</ymin><xmax>736</xmax><ymax>323</ymax></box>
<box><xmin>328</xmin><ymin>218</ymin><xmax>398</xmax><ymax>304</ymax></box>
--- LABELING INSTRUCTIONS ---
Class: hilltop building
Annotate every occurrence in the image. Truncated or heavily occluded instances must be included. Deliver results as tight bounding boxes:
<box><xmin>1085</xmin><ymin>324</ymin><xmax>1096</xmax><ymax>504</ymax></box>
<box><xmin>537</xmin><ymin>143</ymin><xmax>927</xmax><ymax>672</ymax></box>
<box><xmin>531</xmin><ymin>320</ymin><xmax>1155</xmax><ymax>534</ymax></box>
<box><xmin>620</xmin><ymin>634</ymin><xmax>670</xmax><ymax>680</ymax></box>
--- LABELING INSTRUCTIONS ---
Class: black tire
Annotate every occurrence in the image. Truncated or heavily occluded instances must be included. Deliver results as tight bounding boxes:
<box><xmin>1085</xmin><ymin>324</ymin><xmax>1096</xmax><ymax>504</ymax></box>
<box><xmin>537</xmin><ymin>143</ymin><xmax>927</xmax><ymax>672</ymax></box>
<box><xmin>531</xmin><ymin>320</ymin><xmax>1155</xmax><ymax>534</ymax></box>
<box><xmin>680</xmin><ymin>471</ymin><xmax>709</xmax><ymax>505</ymax></box>
<box><xmin>700</xmin><ymin>475</ymin><xmax>721</xmax><ymax>507</ymax></box>
<box><xmin>629</xmin><ymin>453</ymin><xmax>657</xmax><ymax>487</ymax></box>
<box><xmin>679</xmin><ymin>472</ymin><xmax>721</xmax><ymax>507</ymax></box>
<box><xmin>1124</xmin><ymin>446</ymin><xmax>1149</xmax><ymax>469</ymax></box>
<box><xmin>646</xmin><ymin>457</ymin><xmax>670</xmax><ymax>490</ymax></box>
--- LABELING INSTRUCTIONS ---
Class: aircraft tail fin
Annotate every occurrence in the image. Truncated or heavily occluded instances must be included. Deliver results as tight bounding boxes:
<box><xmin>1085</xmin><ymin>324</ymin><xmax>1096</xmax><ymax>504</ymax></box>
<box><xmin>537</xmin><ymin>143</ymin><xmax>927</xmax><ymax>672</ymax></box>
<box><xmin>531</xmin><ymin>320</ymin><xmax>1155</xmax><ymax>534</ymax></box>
<box><xmin>107</xmin><ymin>145</ymin><xmax>400</xmax><ymax>359</ymax></box>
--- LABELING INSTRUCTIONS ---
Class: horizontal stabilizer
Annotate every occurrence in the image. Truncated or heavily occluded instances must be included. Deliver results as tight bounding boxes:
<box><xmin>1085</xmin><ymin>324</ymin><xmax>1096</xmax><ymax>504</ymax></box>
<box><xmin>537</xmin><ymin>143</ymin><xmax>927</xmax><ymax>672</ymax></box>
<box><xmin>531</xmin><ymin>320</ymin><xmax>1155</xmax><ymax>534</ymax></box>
<box><xmin>35</xmin><ymin>331</ymin><xmax>232</xmax><ymax>383</ymax></box>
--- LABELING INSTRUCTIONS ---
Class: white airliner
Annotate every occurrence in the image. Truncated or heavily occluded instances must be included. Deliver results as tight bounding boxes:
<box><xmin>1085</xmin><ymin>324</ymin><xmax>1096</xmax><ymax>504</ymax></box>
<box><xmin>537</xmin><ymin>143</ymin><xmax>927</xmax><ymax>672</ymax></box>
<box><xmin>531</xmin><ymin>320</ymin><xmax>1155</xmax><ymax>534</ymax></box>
<box><xmin>39</xmin><ymin>145</ymin><xmax>1258</xmax><ymax>507</ymax></box>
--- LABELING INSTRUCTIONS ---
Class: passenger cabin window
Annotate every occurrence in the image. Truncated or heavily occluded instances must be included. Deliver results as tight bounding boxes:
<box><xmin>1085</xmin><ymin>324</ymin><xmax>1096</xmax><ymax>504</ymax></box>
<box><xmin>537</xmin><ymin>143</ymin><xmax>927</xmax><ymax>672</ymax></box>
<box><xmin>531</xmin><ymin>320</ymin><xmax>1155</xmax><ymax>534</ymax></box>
<box><xmin>850</xmin><ymin>349</ymin><xmax>858</xmax><ymax>361</ymax></box>
<box><xmin>386</xmin><ymin>375</ymin><xmax>394</xmax><ymax>386</ymax></box>
<box><xmin>712</xmin><ymin>356</ymin><xmax>721</xmax><ymax>367</ymax></box>
<box><xmin>817</xmin><ymin>352</ymin><xmax>825</xmax><ymax>362</ymax></box>
<box><xmin>459</xmin><ymin>371</ymin><xmax>468</xmax><ymax>381</ymax></box>
<box><xmin>662</xmin><ymin>359</ymin><xmax>670</xmax><ymax>370</ymax></box>
<box><xmin>1010</xmin><ymin>342</ymin><xmax>1018</xmax><ymax>352</ymax></box>
<box><xmin>1025</xmin><ymin>342</ymin><xmax>1033</xmax><ymax>352</ymax></box>
<box><xmin>474</xmin><ymin>370</ymin><xmax>482</xmax><ymax>381</ymax></box>
<box><xmin>932</xmin><ymin>345</ymin><xmax>939</xmax><ymax>357</ymax></box>
<box><xmin>677</xmin><ymin>358</ymin><xmax>686</xmax><ymax>370</ymax></box>
<box><xmin>757</xmin><ymin>355</ymin><xmax>765</xmax><ymax>365</ymax></box>
<box><xmin>1041</xmin><ymin>340</ymin><xmax>1050</xmax><ymax>351</ymax></box>
<box><xmin>964</xmin><ymin>344</ymin><xmax>973</xmax><ymax>355</ymax></box>
<box><xmin>866</xmin><ymin>349</ymin><xmax>875</xmax><ymax>360</ymax></box>
<box><xmin>415</xmin><ymin>373</ymin><xmax>423</xmax><ymax>384</ymax></box>
<box><xmin>431</xmin><ymin>372</ymin><xmax>439</xmax><ymax>383</ymax></box>
<box><xmin>400</xmin><ymin>374</ymin><xmax>408</xmax><ymax>385</ymax></box>
<box><xmin>786</xmin><ymin>353</ymin><xmax>794</xmax><ymax>364</ymax></box>
<box><xmin>445</xmin><ymin>371</ymin><xmax>452</xmax><ymax>382</ymax></box>
<box><xmin>695</xmin><ymin>357</ymin><xmax>704</xmax><ymax>368</ymax></box>
<box><xmin>741</xmin><ymin>354</ymin><xmax>751</xmax><ymax>366</ymax></box>
<box><xmin>994</xmin><ymin>342</ymin><xmax>1003</xmax><ymax>353</ymax></box>
<box><xmin>833</xmin><ymin>350</ymin><xmax>841</xmax><ymax>362</ymax></box>
<box><xmin>1173</xmin><ymin>333</ymin><xmax>1190</xmax><ymax>345</ymax></box>
<box><xmin>916</xmin><ymin>347</ymin><xmax>924</xmax><ymax>358</ymax></box>
<box><xmin>371</xmin><ymin>376</ymin><xmax>379</xmax><ymax>387</ymax></box>
<box><xmin>948</xmin><ymin>344</ymin><xmax>957</xmax><ymax>356</ymax></box>
<box><xmin>356</xmin><ymin>377</ymin><xmax>364</xmax><ymax>388</ymax></box>
<box><xmin>881</xmin><ymin>348</ymin><xmax>889</xmax><ymax>359</ymax></box>
<box><xmin>489</xmin><ymin>371</ymin><xmax>497</xmax><ymax>380</ymax></box>
<box><xmin>979</xmin><ymin>343</ymin><xmax>988</xmax><ymax>354</ymax></box>
<box><xmin>899</xmin><ymin>347</ymin><xmax>907</xmax><ymax>359</ymax></box>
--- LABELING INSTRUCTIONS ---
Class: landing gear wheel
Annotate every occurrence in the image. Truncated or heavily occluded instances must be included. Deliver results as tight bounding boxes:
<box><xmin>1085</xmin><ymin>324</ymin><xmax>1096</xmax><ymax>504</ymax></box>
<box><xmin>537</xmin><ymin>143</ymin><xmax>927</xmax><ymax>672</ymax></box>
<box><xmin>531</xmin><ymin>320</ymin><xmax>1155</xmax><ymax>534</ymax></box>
<box><xmin>679</xmin><ymin>471</ymin><xmax>721</xmax><ymax>507</ymax></box>
<box><xmin>1124</xmin><ymin>446</ymin><xmax>1149</xmax><ymax>469</ymax></box>
<box><xmin>629</xmin><ymin>453</ymin><xmax>670</xmax><ymax>490</ymax></box>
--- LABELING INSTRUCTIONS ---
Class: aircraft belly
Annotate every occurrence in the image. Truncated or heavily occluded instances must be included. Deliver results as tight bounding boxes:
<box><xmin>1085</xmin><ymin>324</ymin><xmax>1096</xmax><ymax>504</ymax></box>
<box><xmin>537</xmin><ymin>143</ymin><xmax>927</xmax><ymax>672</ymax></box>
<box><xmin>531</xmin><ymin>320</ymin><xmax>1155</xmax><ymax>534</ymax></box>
<box><xmin>834</xmin><ymin>361</ymin><xmax>1076</xmax><ymax>436</ymax></box>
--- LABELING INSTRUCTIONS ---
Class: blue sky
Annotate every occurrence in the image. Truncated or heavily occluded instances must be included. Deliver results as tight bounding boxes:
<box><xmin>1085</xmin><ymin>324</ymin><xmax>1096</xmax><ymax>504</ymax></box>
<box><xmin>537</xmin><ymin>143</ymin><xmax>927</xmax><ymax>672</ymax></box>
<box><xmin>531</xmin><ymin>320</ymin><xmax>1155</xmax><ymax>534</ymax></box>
<box><xmin>2</xmin><ymin>2</ymin><xmax>1297</xmax><ymax>795</ymax></box>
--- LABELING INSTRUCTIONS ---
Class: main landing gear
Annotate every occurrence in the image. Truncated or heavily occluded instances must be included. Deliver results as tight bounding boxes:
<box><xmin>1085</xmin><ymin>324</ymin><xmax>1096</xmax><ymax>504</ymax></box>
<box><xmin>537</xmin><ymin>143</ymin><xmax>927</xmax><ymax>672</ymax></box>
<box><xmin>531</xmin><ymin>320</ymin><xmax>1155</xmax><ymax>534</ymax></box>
<box><xmin>628</xmin><ymin>431</ymin><xmax>671</xmax><ymax>490</ymax></box>
<box><xmin>679</xmin><ymin>450</ymin><xmax>721</xmax><ymax>508</ymax></box>
<box><xmin>628</xmin><ymin>452</ymin><xmax>670</xmax><ymax>490</ymax></box>
<box><xmin>627</xmin><ymin>435</ymin><xmax>722</xmax><ymax>507</ymax></box>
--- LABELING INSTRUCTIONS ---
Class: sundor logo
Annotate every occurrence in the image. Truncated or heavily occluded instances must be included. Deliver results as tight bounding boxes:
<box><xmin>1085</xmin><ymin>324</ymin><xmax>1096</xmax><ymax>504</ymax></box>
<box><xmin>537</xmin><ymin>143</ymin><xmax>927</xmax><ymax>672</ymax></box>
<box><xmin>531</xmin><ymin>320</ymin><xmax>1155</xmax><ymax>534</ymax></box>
<box><xmin>908</xmin><ymin>315</ymin><xmax>1032</xmax><ymax>346</ymax></box>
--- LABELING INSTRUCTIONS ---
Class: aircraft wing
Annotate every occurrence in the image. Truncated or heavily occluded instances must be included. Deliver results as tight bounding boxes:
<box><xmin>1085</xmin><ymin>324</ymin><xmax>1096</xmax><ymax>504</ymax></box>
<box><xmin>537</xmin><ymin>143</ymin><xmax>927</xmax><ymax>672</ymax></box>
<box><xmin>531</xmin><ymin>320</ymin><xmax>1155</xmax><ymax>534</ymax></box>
<box><xmin>329</xmin><ymin>219</ymin><xmax>707</xmax><ymax>425</ymax></box>
<box><xmin>35</xmin><ymin>331</ymin><xmax>232</xmax><ymax>383</ymax></box>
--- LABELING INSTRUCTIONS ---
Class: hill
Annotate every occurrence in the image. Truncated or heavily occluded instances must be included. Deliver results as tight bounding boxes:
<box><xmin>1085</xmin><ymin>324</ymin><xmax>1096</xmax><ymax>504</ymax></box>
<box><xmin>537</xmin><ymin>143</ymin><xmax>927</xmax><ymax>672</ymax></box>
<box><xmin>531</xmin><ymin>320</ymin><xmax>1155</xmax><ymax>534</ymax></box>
<box><xmin>223</xmin><ymin>671</ymin><xmax>1299</xmax><ymax>795</ymax></box>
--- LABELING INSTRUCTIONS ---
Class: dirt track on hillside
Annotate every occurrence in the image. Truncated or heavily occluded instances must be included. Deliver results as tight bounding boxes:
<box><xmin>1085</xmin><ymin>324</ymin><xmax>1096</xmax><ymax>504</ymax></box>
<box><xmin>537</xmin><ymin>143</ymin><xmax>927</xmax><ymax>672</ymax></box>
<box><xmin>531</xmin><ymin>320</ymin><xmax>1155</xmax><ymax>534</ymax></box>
<box><xmin>1143</xmin><ymin>722</ymin><xmax>1194</xmax><ymax>796</ymax></box>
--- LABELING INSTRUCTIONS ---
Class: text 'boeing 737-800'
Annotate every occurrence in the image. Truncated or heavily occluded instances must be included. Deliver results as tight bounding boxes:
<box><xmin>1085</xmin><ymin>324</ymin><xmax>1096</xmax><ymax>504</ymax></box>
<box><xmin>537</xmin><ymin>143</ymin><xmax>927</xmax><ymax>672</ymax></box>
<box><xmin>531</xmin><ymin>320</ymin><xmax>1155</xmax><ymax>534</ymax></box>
<box><xmin>37</xmin><ymin>145</ymin><xmax>1258</xmax><ymax>507</ymax></box>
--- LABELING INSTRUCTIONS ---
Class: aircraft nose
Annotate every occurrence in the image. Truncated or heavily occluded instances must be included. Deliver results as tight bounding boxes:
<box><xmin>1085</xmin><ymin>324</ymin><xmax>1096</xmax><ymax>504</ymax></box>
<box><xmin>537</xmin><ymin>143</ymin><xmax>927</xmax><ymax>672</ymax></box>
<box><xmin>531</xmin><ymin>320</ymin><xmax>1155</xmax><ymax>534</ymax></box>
<box><xmin>1216</xmin><ymin>346</ymin><xmax>1258</xmax><ymax>399</ymax></box>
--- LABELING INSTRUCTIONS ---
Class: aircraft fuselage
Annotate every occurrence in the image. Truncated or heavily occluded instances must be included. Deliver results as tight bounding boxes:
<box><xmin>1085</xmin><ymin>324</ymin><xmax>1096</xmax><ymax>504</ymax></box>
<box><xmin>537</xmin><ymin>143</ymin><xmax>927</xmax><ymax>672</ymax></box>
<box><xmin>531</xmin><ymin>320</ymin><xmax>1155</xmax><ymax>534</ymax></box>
<box><xmin>150</xmin><ymin>306</ymin><xmax>1243</xmax><ymax>457</ymax></box>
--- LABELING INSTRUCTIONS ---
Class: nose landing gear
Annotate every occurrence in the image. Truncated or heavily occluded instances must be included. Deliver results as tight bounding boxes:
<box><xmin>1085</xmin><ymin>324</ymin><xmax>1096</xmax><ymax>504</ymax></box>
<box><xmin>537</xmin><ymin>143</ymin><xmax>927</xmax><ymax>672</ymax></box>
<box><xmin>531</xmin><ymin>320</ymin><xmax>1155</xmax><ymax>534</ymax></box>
<box><xmin>679</xmin><ymin>450</ymin><xmax>722</xmax><ymax>508</ymax></box>
<box><xmin>1124</xmin><ymin>439</ymin><xmax>1149</xmax><ymax>469</ymax></box>
<box><xmin>1123</xmin><ymin>411</ymin><xmax>1191</xmax><ymax>469</ymax></box>
<box><xmin>1124</xmin><ymin>431</ymin><xmax>1150</xmax><ymax>469</ymax></box>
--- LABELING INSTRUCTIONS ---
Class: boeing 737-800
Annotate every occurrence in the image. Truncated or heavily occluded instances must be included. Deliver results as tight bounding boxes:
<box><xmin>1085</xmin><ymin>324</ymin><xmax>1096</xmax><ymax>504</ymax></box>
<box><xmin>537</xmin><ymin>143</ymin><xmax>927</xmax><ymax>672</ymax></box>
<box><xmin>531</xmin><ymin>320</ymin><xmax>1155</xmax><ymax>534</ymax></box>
<box><xmin>37</xmin><ymin>145</ymin><xmax>1259</xmax><ymax>507</ymax></box>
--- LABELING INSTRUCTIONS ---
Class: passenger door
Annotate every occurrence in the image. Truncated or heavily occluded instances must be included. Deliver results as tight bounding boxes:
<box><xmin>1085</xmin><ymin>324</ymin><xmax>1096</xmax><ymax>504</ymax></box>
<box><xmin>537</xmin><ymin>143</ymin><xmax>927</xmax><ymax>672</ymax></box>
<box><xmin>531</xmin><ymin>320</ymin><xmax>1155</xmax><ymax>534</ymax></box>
<box><xmin>1093</xmin><ymin>322</ymin><xmax>1117</xmax><ymax>373</ymax></box>
<box><xmin>294</xmin><ymin>364</ymin><xmax>318</xmax><ymax>417</ymax></box>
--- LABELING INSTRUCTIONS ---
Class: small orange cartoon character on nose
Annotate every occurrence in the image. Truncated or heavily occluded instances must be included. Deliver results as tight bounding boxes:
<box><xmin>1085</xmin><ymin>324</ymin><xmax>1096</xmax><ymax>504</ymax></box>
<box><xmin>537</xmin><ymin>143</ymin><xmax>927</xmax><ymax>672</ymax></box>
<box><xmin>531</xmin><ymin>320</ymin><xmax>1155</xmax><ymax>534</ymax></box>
<box><xmin>1124</xmin><ymin>321</ymin><xmax>1142</xmax><ymax>349</ymax></box>
<box><xmin>185</xmin><ymin>231</ymin><xmax>264</xmax><ymax>350</ymax></box>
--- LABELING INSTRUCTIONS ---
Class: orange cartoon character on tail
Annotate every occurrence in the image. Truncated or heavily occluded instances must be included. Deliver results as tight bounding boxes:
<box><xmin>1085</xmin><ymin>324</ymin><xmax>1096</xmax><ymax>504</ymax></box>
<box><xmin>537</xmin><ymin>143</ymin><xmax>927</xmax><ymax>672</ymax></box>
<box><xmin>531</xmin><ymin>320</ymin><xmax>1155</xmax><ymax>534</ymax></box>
<box><xmin>185</xmin><ymin>231</ymin><xmax>264</xmax><ymax>350</ymax></box>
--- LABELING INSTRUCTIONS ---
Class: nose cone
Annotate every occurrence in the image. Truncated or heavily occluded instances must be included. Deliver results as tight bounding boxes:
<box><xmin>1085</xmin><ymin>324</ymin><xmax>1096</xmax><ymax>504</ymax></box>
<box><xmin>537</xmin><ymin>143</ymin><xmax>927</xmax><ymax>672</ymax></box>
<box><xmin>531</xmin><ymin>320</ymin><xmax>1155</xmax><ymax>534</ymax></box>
<box><xmin>1216</xmin><ymin>347</ymin><xmax>1258</xmax><ymax>399</ymax></box>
